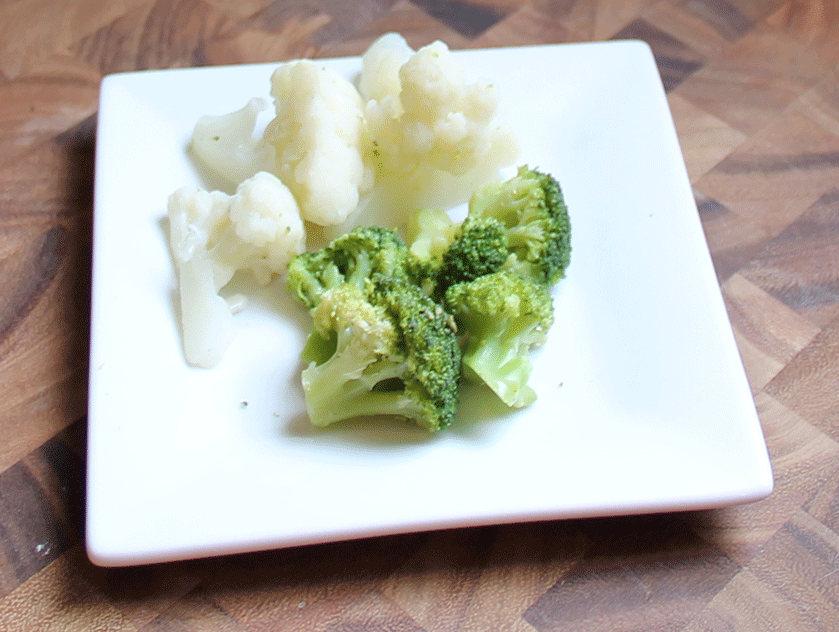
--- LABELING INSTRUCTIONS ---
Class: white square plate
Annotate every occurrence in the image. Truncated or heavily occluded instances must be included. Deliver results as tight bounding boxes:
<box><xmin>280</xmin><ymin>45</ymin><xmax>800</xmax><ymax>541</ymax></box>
<box><xmin>87</xmin><ymin>40</ymin><xmax>773</xmax><ymax>566</ymax></box>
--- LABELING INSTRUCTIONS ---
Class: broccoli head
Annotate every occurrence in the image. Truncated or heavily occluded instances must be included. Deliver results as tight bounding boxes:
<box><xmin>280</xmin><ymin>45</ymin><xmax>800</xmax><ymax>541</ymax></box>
<box><xmin>286</xmin><ymin>225</ymin><xmax>411</xmax><ymax>310</ymax></box>
<box><xmin>434</xmin><ymin>216</ymin><xmax>509</xmax><ymax>299</ymax></box>
<box><xmin>444</xmin><ymin>270</ymin><xmax>554</xmax><ymax>408</ymax></box>
<box><xmin>468</xmin><ymin>165</ymin><xmax>571</xmax><ymax>287</ymax></box>
<box><xmin>298</xmin><ymin>274</ymin><xmax>461</xmax><ymax>432</ymax></box>
<box><xmin>287</xmin><ymin>165</ymin><xmax>573</xmax><ymax>429</ymax></box>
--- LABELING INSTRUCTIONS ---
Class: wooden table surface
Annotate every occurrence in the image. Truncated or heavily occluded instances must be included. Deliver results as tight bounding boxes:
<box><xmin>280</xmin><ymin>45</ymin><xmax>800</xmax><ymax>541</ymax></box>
<box><xmin>2</xmin><ymin>0</ymin><xmax>839</xmax><ymax>629</ymax></box>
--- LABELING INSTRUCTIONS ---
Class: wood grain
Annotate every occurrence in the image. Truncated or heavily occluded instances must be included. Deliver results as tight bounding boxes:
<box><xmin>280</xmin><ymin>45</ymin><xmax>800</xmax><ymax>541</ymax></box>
<box><xmin>1</xmin><ymin>0</ymin><xmax>839</xmax><ymax>629</ymax></box>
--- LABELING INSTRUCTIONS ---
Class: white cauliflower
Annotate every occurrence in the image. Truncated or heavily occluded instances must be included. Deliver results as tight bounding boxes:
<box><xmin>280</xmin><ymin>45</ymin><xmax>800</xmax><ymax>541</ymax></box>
<box><xmin>185</xmin><ymin>35</ymin><xmax>516</xmax><ymax>230</ymax></box>
<box><xmin>360</xmin><ymin>33</ymin><xmax>518</xmax><ymax>179</ymax></box>
<box><xmin>168</xmin><ymin>171</ymin><xmax>305</xmax><ymax>367</ymax></box>
<box><xmin>359</xmin><ymin>32</ymin><xmax>413</xmax><ymax>105</ymax></box>
<box><xmin>190</xmin><ymin>98</ymin><xmax>274</xmax><ymax>187</ymax></box>
<box><xmin>264</xmin><ymin>60</ymin><xmax>373</xmax><ymax>226</ymax></box>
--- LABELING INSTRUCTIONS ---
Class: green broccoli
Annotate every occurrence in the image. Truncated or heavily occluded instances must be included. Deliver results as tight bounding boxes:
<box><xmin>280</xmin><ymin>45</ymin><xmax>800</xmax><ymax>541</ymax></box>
<box><xmin>444</xmin><ymin>270</ymin><xmax>554</xmax><ymax>409</ymax></box>
<box><xmin>288</xmin><ymin>166</ymin><xmax>572</xmax><ymax>429</ymax></box>
<box><xmin>287</xmin><ymin>225</ymin><xmax>412</xmax><ymax>310</ymax></box>
<box><xmin>468</xmin><ymin>165</ymin><xmax>571</xmax><ymax>287</ymax></box>
<box><xmin>434</xmin><ymin>216</ymin><xmax>509</xmax><ymax>299</ymax></box>
<box><xmin>405</xmin><ymin>213</ymin><xmax>511</xmax><ymax>300</ymax></box>
<box><xmin>296</xmin><ymin>273</ymin><xmax>461</xmax><ymax>432</ymax></box>
<box><xmin>405</xmin><ymin>207</ymin><xmax>457</xmax><ymax>296</ymax></box>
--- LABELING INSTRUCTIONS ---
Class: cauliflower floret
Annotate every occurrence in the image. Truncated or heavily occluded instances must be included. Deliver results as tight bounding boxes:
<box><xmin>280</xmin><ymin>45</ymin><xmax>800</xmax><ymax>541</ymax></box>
<box><xmin>360</xmin><ymin>34</ymin><xmax>518</xmax><ymax>178</ymax></box>
<box><xmin>190</xmin><ymin>98</ymin><xmax>274</xmax><ymax>187</ymax></box>
<box><xmin>227</xmin><ymin>171</ymin><xmax>306</xmax><ymax>283</ymax></box>
<box><xmin>359</xmin><ymin>32</ymin><xmax>413</xmax><ymax>104</ymax></box>
<box><xmin>168</xmin><ymin>171</ymin><xmax>305</xmax><ymax>367</ymax></box>
<box><xmin>264</xmin><ymin>60</ymin><xmax>373</xmax><ymax>226</ymax></box>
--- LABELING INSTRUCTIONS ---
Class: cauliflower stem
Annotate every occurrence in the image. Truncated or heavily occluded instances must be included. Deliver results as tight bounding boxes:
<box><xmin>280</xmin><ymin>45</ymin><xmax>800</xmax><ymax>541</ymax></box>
<box><xmin>168</xmin><ymin>171</ymin><xmax>305</xmax><ymax>367</ymax></box>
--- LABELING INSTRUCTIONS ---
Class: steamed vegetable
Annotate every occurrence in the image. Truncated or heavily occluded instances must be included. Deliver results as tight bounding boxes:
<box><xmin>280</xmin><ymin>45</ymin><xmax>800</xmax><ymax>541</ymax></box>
<box><xmin>469</xmin><ymin>165</ymin><xmax>572</xmax><ymax>286</ymax></box>
<box><xmin>360</xmin><ymin>33</ymin><xmax>517</xmax><ymax>178</ymax></box>
<box><xmin>190</xmin><ymin>97</ymin><xmax>273</xmax><ymax>187</ymax></box>
<box><xmin>166</xmin><ymin>34</ymin><xmax>573</xmax><ymax>433</ymax></box>
<box><xmin>287</xmin><ymin>165</ymin><xmax>572</xmax><ymax>428</ymax></box>
<box><xmin>444</xmin><ymin>271</ymin><xmax>554</xmax><ymax>408</ymax></box>
<box><xmin>264</xmin><ymin>60</ymin><xmax>374</xmax><ymax>226</ymax></box>
<box><xmin>168</xmin><ymin>171</ymin><xmax>305</xmax><ymax>367</ymax></box>
<box><xmin>404</xmin><ymin>166</ymin><xmax>572</xmax><ymax>412</ymax></box>
<box><xmin>287</xmin><ymin>228</ymin><xmax>461</xmax><ymax>431</ymax></box>
<box><xmin>185</xmin><ymin>32</ymin><xmax>519</xmax><ymax>233</ymax></box>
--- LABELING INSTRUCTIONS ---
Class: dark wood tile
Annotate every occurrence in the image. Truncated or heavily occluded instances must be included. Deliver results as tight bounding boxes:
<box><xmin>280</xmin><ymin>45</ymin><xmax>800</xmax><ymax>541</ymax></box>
<box><xmin>135</xmin><ymin>586</ymin><xmax>248</xmax><ymax>632</ymax></box>
<box><xmin>307</xmin><ymin>0</ymin><xmax>399</xmax><ymax>46</ymax></box>
<box><xmin>676</xmin><ymin>21</ymin><xmax>832</xmax><ymax>136</ymax></box>
<box><xmin>0</xmin><ymin>0</ymin><xmax>151</xmax><ymax>79</ymax></box>
<box><xmin>313</xmin><ymin>1</ymin><xmax>472</xmax><ymax>59</ymax></box>
<box><xmin>766</xmin><ymin>0</ymin><xmax>839</xmax><ymax>60</ymax></box>
<box><xmin>201</xmin><ymin>532</ymin><xmax>430</xmax><ymax>630</ymax></box>
<box><xmin>611</xmin><ymin>18</ymin><xmax>704</xmax><ymax>91</ymax></box>
<box><xmin>695</xmin><ymin>191</ymin><xmax>774</xmax><ymax>282</ymax></box>
<box><xmin>746</xmin><ymin>511</ymin><xmax>839</xmax><ymax>631</ymax></box>
<box><xmin>805</xmin><ymin>469</ymin><xmax>839</xmax><ymax>537</ymax></box>
<box><xmin>530</xmin><ymin>0</ymin><xmax>660</xmax><ymax>41</ymax></box>
<box><xmin>523</xmin><ymin>515</ymin><xmax>740</xmax><ymax>632</ymax></box>
<box><xmin>0</xmin><ymin>57</ymin><xmax>99</xmax><ymax>167</ymax></box>
<box><xmin>644</xmin><ymin>1</ymin><xmax>734</xmax><ymax>59</ymax></box>
<box><xmin>379</xmin><ymin>527</ymin><xmax>499</xmax><ymax>631</ymax></box>
<box><xmin>409</xmin><ymin>0</ymin><xmax>511</xmax><ymax>38</ymax></box>
<box><xmin>0</xmin><ymin>426</ymin><xmax>85</xmax><ymax>599</ymax></box>
<box><xmin>472</xmin><ymin>5</ymin><xmax>574</xmax><ymax>48</ymax></box>
<box><xmin>669</xmin><ymin>94</ymin><xmax>748</xmax><ymax>183</ymax></box>
<box><xmin>694</xmin><ymin>104</ymin><xmax>839</xmax><ymax>233</ymax></box>
<box><xmin>681</xmin><ymin>0</ymin><xmax>758</xmax><ymax>41</ymax></box>
<box><xmin>71</xmin><ymin>0</ymin><xmax>235</xmax><ymax>74</ymax></box>
<box><xmin>681</xmin><ymin>567</ymin><xmax>821</xmax><ymax>632</ymax></box>
<box><xmin>0</xmin><ymin>118</ymin><xmax>93</xmax><ymax>473</ymax></box>
<box><xmin>723</xmin><ymin>277</ymin><xmax>822</xmax><ymax>394</ymax></box>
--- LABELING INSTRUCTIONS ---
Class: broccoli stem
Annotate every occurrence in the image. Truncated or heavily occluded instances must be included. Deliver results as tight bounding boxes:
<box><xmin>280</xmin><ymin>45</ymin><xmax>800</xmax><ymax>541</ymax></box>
<box><xmin>463</xmin><ymin>339</ymin><xmax>537</xmax><ymax>408</ymax></box>
<box><xmin>302</xmin><ymin>345</ymin><xmax>434</xmax><ymax>428</ymax></box>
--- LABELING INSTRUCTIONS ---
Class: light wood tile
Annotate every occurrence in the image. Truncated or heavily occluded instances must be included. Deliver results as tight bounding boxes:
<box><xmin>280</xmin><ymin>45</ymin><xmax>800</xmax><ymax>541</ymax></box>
<box><xmin>722</xmin><ymin>273</ymin><xmax>821</xmax><ymax>392</ymax></box>
<box><xmin>764</xmin><ymin>313</ymin><xmax>839</xmax><ymax>440</ymax></box>
<box><xmin>670</xmin><ymin>93</ymin><xmax>748</xmax><ymax>182</ymax></box>
<box><xmin>695</xmin><ymin>104</ymin><xmax>839</xmax><ymax>233</ymax></box>
<box><xmin>0</xmin><ymin>0</ymin><xmax>150</xmax><ymax>79</ymax></box>
<box><xmin>677</xmin><ymin>21</ymin><xmax>831</xmax><ymax>135</ymax></box>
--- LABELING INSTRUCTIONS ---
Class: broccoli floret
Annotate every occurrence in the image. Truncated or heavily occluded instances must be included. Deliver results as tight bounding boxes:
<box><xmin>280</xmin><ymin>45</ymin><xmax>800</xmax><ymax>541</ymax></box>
<box><xmin>444</xmin><ymin>270</ymin><xmax>554</xmax><ymax>409</ymax></box>
<box><xmin>286</xmin><ymin>225</ymin><xmax>411</xmax><ymax>309</ymax></box>
<box><xmin>373</xmin><ymin>274</ymin><xmax>461</xmax><ymax>429</ymax></box>
<box><xmin>331</xmin><ymin>225</ymin><xmax>412</xmax><ymax>283</ymax></box>
<box><xmin>405</xmin><ymin>212</ymin><xmax>511</xmax><ymax>300</ymax></box>
<box><xmin>288</xmin><ymin>166</ymin><xmax>572</xmax><ymax>428</ymax></box>
<box><xmin>405</xmin><ymin>207</ymin><xmax>457</xmax><ymax>296</ymax></box>
<box><xmin>286</xmin><ymin>248</ymin><xmax>342</xmax><ymax>310</ymax></box>
<box><xmin>297</xmin><ymin>274</ymin><xmax>461</xmax><ymax>432</ymax></box>
<box><xmin>434</xmin><ymin>216</ymin><xmax>509</xmax><ymax>299</ymax></box>
<box><xmin>468</xmin><ymin>165</ymin><xmax>571</xmax><ymax>286</ymax></box>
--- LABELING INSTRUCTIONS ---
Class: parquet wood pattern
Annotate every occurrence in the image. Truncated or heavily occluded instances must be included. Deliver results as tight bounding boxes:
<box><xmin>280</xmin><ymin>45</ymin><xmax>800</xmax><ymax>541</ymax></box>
<box><xmin>1</xmin><ymin>0</ymin><xmax>838</xmax><ymax>629</ymax></box>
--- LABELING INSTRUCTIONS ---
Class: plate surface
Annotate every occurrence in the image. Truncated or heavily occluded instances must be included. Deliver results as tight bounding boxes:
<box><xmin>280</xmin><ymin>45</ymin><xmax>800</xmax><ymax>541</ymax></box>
<box><xmin>87</xmin><ymin>40</ymin><xmax>773</xmax><ymax>566</ymax></box>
